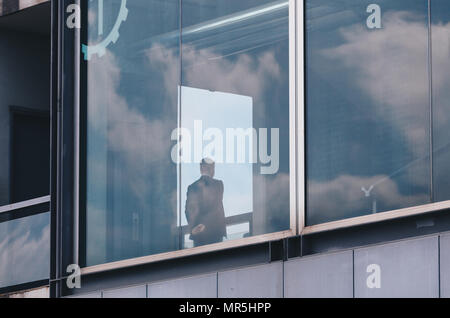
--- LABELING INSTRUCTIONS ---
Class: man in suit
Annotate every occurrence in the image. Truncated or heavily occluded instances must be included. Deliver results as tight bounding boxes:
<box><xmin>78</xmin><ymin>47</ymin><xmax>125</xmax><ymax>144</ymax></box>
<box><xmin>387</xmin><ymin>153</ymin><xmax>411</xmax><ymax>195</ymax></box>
<box><xmin>185</xmin><ymin>158</ymin><xmax>226</xmax><ymax>247</ymax></box>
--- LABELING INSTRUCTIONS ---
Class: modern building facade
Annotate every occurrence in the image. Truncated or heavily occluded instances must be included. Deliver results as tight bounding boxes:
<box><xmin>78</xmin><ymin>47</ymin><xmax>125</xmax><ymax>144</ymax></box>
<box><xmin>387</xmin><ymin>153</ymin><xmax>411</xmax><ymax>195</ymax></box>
<box><xmin>1</xmin><ymin>0</ymin><xmax>450</xmax><ymax>298</ymax></box>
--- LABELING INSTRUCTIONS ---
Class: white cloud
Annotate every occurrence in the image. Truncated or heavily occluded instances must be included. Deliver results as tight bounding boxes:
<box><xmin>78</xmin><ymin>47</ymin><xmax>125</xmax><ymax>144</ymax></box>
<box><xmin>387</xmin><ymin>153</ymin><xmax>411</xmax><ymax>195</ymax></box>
<box><xmin>308</xmin><ymin>174</ymin><xmax>429</xmax><ymax>224</ymax></box>
<box><xmin>87</xmin><ymin>50</ymin><xmax>175</xmax><ymax>207</ymax></box>
<box><xmin>147</xmin><ymin>43</ymin><xmax>282</xmax><ymax>123</ymax></box>
<box><xmin>323</xmin><ymin>11</ymin><xmax>430</xmax><ymax>160</ymax></box>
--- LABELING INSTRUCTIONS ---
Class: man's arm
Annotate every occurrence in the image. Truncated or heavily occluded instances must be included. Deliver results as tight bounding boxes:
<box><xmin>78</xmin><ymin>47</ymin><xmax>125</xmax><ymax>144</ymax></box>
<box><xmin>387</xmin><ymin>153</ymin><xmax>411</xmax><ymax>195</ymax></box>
<box><xmin>185</xmin><ymin>186</ymin><xmax>199</xmax><ymax>230</ymax></box>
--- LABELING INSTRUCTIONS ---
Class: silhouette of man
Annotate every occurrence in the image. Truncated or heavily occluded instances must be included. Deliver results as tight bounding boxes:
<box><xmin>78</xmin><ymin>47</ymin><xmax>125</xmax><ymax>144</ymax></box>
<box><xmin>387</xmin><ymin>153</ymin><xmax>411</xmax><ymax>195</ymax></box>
<box><xmin>185</xmin><ymin>158</ymin><xmax>226</xmax><ymax>247</ymax></box>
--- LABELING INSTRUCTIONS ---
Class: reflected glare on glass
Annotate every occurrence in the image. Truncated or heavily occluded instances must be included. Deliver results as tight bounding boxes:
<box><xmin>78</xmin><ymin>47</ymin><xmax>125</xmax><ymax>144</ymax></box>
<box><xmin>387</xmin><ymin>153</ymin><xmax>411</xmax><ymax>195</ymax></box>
<box><xmin>306</xmin><ymin>0</ymin><xmax>431</xmax><ymax>225</ymax></box>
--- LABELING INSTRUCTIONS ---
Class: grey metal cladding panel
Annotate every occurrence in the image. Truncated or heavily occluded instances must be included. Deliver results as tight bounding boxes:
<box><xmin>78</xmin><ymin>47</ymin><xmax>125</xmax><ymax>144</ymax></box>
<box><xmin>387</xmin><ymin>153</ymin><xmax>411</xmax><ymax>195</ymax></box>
<box><xmin>102</xmin><ymin>285</ymin><xmax>146</xmax><ymax>298</ymax></box>
<box><xmin>218</xmin><ymin>262</ymin><xmax>283</xmax><ymax>298</ymax></box>
<box><xmin>284</xmin><ymin>251</ymin><xmax>353</xmax><ymax>298</ymax></box>
<box><xmin>354</xmin><ymin>236</ymin><xmax>439</xmax><ymax>298</ymax></box>
<box><xmin>147</xmin><ymin>273</ymin><xmax>217</xmax><ymax>298</ymax></box>
<box><xmin>439</xmin><ymin>234</ymin><xmax>450</xmax><ymax>298</ymax></box>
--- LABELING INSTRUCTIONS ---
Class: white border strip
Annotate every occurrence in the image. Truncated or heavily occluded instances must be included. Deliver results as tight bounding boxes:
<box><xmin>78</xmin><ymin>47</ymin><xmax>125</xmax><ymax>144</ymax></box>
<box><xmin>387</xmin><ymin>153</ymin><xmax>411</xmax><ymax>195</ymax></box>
<box><xmin>73</xmin><ymin>0</ymin><xmax>81</xmax><ymax>266</ymax></box>
<box><xmin>289</xmin><ymin>0</ymin><xmax>298</xmax><ymax>234</ymax></box>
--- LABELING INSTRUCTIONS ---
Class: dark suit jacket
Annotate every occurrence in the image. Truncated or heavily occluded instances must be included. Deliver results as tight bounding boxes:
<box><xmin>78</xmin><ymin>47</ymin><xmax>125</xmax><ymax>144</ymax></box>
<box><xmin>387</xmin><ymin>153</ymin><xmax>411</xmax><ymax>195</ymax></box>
<box><xmin>185</xmin><ymin>175</ymin><xmax>226</xmax><ymax>245</ymax></box>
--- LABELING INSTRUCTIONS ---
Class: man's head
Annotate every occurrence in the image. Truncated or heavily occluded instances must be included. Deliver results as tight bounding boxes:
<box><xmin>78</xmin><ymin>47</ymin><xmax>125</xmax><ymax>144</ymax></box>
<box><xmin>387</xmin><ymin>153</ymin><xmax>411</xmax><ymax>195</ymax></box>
<box><xmin>200</xmin><ymin>158</ymin><xmax>215</xmax><ymax>178</ymax></box>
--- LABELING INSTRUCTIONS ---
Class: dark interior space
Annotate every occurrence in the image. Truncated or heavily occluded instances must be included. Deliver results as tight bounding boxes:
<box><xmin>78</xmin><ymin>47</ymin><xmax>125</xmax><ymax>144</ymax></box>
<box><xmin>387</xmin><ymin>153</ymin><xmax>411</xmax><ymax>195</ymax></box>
<box><xmin>0</xmin><ymin>2</ymin><xmax>51</xmax><ymax>205</ymax></box>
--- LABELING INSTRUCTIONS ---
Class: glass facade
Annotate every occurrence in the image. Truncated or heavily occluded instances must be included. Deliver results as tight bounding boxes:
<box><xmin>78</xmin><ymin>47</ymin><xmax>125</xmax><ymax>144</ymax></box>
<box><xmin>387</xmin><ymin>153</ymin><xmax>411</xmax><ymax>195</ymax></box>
<box><xmin>431</xmin><ymin>0</ymin><xmax>450</xmax><ymax>203</ymax></box>
<box><xmin>3</xmin><ymin>0</ymin><xmax>450</xmax><ymax>295</ymax></box>
<box><xmin>82</xmin><ymin>0</ymin><xmax>291</xmax><ymax>266</ymax></box>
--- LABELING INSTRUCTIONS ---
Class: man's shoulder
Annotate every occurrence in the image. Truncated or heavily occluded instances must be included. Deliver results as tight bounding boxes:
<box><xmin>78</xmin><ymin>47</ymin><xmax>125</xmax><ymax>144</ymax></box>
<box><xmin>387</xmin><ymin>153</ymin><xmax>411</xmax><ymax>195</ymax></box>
<box><xmin>189</xmin><ymin>177</ymin><xmax>223</xmax><ymax>190</ymax></box>
<box><xmin>188</xmin><ymin>178</ymin><xmax>205</xmax><ymax>191</ymax></box>
<box><xmin>212</xmin><ymin>178</ymin><xmax>224</xmax><ymax>189</ymax></box>
<box><xmin>188</xmin><ymin>180</ymin><xmax>200</xmax><ymax>191</ymax></box>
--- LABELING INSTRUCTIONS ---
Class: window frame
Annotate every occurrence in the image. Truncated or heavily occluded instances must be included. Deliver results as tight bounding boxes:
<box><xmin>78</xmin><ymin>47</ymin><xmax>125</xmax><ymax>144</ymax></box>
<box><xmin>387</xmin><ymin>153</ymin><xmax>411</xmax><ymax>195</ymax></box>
<box><xmin>71</xmin><ymin>0</ymin><xmax>450</xmax><ymax>276</ymax></box>
<box><xmin>74</xmin><ymin>0</ymin><xmax>300</xmax><ymax>275</ymax></box>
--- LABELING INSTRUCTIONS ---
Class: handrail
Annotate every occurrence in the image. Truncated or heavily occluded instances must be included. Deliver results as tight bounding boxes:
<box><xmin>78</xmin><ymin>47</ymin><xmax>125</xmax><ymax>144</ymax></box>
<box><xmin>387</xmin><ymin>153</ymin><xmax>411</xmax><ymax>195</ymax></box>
<box><xmin>180</xmin><ymin>211</ymin><xmax>253</xmax><ymax>239</ymax></box>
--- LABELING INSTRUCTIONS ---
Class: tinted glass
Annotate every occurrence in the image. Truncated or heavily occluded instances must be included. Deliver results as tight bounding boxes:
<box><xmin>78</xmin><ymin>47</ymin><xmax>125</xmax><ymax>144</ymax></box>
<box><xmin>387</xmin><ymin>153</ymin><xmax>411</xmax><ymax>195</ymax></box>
<box><xmin>306</xmin><ymin>0</ymin><xmax>431</xmax><ymax>225</ymax></box>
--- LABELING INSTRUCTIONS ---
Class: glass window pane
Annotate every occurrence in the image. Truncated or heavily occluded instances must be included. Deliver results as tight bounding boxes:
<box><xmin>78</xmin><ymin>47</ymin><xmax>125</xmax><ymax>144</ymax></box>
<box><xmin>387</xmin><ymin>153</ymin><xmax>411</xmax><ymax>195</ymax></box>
<box><xmin>431</xmin><ymin>0</ymin><xmax>450</xmax><ymax>202</ymax></box>
<box><xmin>83</xmin><ymin>0</ymin><xmax>180</xmax><ymax>266</ymax></box>
<box><xmin>306</xmin><ymin>0</ymin><xmax>431</xmax><ymax>225</ymax></box>
<box><xmin>180</xmin><ymin>0</ymin><xmax>290</xmax><ymax>248</ymax></box>
<box><xmin>0</xmin><ymin>213</ymin><xmax>50</xmax><ymax>288</ymax></box>
<box><xmin>82</xmin><ymin>0</ymin><xmax>291</xmax><ymax>264</ymax></box>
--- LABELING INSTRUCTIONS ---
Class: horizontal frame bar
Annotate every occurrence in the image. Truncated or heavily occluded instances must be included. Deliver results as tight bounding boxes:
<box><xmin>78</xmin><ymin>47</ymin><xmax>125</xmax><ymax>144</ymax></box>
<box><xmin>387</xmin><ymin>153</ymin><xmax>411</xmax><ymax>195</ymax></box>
<box><xmin>0</xmin><ymin>195</ymin><xmax>50</xmax><ymax>214</ymax></box>
<box><xmin>0</xmin><ymin>279</ymin><xmax>49</xmax><ymax>296</ymax></box>
<box><xmin>81</xmin><ymin>230</ymin><xmax>294</xmax><ymax>276</ymax></box>
<box><xmin>302</xmin><ymin>199</ymin><xmax>450</xmax><ymax>235</ymax></box>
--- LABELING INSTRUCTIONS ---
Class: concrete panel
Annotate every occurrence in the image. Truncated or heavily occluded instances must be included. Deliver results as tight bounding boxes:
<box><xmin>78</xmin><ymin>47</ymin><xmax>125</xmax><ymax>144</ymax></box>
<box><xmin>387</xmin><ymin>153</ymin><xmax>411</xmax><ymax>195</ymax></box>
<box><xmin>147</xmin><ymin>273</ymin><xmax>217</xmax><ymax>298</ymax></box>
<box><xmin>284</xmin><ymin>251</ymin><xmax>353</xmax><ymax>298</ymax></box>
<box><xmin>69</xmin><ymin>292</ymin><xmax>102</xmax><ymax>298</ymax></box>
<box><xmin>354</xmin><ymin>236</ymin><xmax>439</xmax><ymax>298</ymax></box>
<box><xmin>102</xmin><ymin>285</ymin><xmax>146</xmax><ymax>298</ymax></box>
<box><xmin>439</xmin><ymin>234</ymin><xmax>450</xmax><ymax>297</ymax></box>
<box><xmin>9</xmin><ymin>287</ymin><xmax>49</xmax><ymax>298</ymax></box>
<box><xmin>218</xmin><ymin>262</ymin><xmax>282</xmax><ymax>298</ymax></box>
